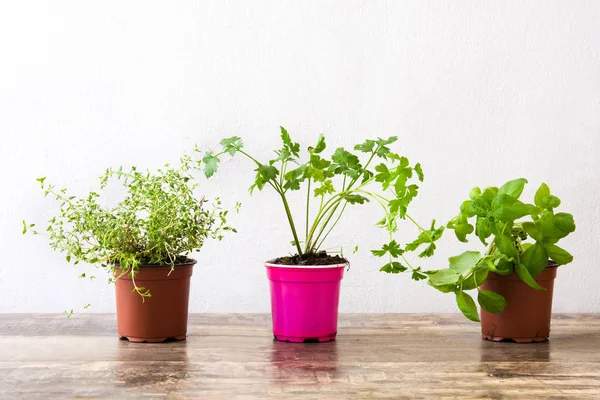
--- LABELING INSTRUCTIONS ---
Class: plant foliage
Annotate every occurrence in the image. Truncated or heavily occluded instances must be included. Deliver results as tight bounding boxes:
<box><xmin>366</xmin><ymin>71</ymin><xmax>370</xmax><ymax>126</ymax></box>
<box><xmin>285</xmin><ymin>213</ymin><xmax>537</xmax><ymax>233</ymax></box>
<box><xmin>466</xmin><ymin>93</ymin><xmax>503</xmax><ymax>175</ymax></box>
<box><xmin>24</xmin><ymin>155</ymin><xmax>237</xmax><ymax>304</ymax></box>
<box><xmin>200</xmin><ymin>127</ymin><xmax>436</xmax><ymax>272</ymax></box>
<box><xmin>423</xmin><ymin>179</ymin><xmax>575</xmax><ymax>321</ymax></box>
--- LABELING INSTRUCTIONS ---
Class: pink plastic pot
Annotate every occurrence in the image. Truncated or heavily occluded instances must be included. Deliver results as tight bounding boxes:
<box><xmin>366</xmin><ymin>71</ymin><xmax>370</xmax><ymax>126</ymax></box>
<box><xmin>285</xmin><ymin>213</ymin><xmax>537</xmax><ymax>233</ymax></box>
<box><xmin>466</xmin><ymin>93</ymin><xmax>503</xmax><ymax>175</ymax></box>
<box><xmin>265</xmin><ymin>262</ymin><xmax>347</xmax><ymax>343</ymax></box>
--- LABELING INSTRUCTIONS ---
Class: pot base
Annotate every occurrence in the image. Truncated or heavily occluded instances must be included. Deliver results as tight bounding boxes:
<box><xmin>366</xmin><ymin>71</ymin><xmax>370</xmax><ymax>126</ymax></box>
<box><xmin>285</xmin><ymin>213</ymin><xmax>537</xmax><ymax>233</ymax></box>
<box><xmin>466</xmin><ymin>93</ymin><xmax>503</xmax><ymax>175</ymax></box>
<box><xmin>119</xmin><ymin>335</ymin><xmax>187</xmax><ymax>343</ymax></box>
<box><xmin>482</xmin><ymin>334</ymin><xmax>548</xmax><ymax>343</ymax></box>
<box><xmin>274</xmin><ymin>334</ymin><xmax>336</xmax><ymax>343</ymax></box>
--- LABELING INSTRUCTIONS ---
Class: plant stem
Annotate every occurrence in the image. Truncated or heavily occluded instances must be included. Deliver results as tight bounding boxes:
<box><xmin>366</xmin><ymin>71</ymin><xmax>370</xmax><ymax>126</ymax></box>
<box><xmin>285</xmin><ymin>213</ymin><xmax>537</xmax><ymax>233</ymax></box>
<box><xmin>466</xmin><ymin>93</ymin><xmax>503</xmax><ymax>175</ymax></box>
<box><xmin>279</xmin><ymin>191</ymin><xmax>303</xmax><ymax>256</ymax></box>
<box><xmin>315</xmin><ymin>201</ymin><xmax>348</xmax><ymax>251</ymax></box>
<box><xmin>305</xmin><ymin>178</ymin><xmax>311</xmax><ymax>242</ymax></box>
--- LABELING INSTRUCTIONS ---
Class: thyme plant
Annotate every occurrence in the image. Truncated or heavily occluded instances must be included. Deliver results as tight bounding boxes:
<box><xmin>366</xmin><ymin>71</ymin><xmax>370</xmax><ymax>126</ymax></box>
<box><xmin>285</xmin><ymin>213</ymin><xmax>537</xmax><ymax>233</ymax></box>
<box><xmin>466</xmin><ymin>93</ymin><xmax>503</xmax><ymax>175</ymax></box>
<box><xmin>200</xmin><ymin>127</ymin><xmax>440</xmax><ymax>272</ymax></box>
<box><xmin>23</xmin><ymin>155</ymin><xmax>237</xmax><ymax>302</ymax></box>
<box><xmin>423</xmin><ymin>178</ymin><xmax>575</xmax><ymax>321</ymax></box>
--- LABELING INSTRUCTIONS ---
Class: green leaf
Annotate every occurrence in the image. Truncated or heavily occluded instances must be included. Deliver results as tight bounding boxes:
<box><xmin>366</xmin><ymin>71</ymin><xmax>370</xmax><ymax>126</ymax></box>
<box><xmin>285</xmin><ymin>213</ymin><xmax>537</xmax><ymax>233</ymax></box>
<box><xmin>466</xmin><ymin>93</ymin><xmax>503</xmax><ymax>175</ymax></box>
<box><xmin>202</xmin><ymin>152</ymin><xmax>220</xmax><ymax>178</ymax></box>
<box><xmin>478</xmin><ymin>290</ymin><xmax>507</xmax><ymax>314</ymax></box>
<box><xmin>470</xmin><ymin>187</ymin><xmax>481</xmax><ymax>200</ymax></box>
<box><xmin>462</xmin><ymin>267</ymin><xmax>489</xmax><ymax>290</ymax></box>
<box><xmin>220</xmin><ymin>136</ymin><xmax>244</xmax><ymax>156</ymax></box>
<box><xmin>494</xmin><ymin>233</ymin><xmax>517</xmax><ymax>257</ymax></box>
<box><xmin>374</xmin><ymin>163</ymin><xmax>390</xmax><ymax>185</ymax></box>
<box><xmin>515</xmin><ymin>263</ymin><xmax>546</xmax><ymax>290</ymax></box>
<box><xmin>449</xmin><ymin>251</ymin><xmax>481</xmax><ymax>274</ymax></box>
<box><xmin>534</xmin><ymin>183</ymin><xmax>550</xmax><ymax>209</ymax></box>
<box><xmin>498</xmin><ymin>178</ymin><xmax>528</xmax><ymax>199</ymax></box>
<box><xmin>417</xmin><ymin>243</ymin><xmax>435</xmax><ymax>258</ymax></box>
<box><xmin>554</xmin><ymin>212</ymin><xmax>576</xmax><ymax>234</ymax></box>
<box><xmin>283</xmin><ymin>165</ymin><xmax>307</xmax><ymax>191</ymax></box>
<box><xmin>380</xmin><ymin>261</ymin><xmax>407</xmax><ymax>274</ymax></box>
<box><xmin>344</xmin><ymin>194</ymin><xmax>370</xmax><ymax>205</ymax></box>
<box><xmin>411</xmin><ymin>268</ymin><xmax>428</xmax><ymax>281</ymax></box>
<box><xmin>371</xmin><ymin>240</ymin><xmax>404</xmax><ymax>258</ymax></box>
<box><xmin>427</xmin><ymin>268</ymin><xmax>461</xmax><ymax>287</ymax></box>
<box><xmin>414</xmin><ymin>163</ymin><xmax>424</xmax><ymax>182</ymax></box>
<box><xmin>258</xmin><ymin>165</ymin><xmax>278</xmax><ymax>181</ymax></box>
<box><xmin>488</xmin><ymin>258</ymin><xmax>514</xmax><ymax>275</ymax></box>
<box><xmin>36</xmin><ymin>176</ymin><xmax>47</xmax><ymax>188</ymax></box>
<box><xmin>475</xmin><ymin>217</ymin><xmax>493</xmax><ymax>244</ymax></box>
<box><xmin>456</xmin><ymin>291</ymin><xmax>480</xmax><ymax>322</ymax></box>
<box><xmin>522</xmin><ymin>221</ymin><xmax>543</xmax><ymax>241</ymax></box>
<box><xmin>22</xmin><ymin>220</ymin><xmax>27</xmax><ymax>234</ymax></box>
<box><xmin>454</xmin><ymin>223</ymin><xmax>474</xmax><ymax>236</ymax></box>
<box><xmin>545</xmin><ymin>243</ymin><xmax>573</xmax><ymax>265</ymax></box>
<box><xmin>469</xmin><ymin>197</ymin><xmax>491</xmax><ymax>216</ymax></box>
<box><xmin>312</xmin><ymin>134</ymin><xmax>326</xmax><ymax>154</ymax></box>
<box><xmin>544</xmin><ymin>195</ymin><xmax>561</xmax><ymax>209</ymax></box>
<box><xmin>354</xmin><ymin>139</ymin><xmax>375</xmax><ymax>153</ymax></box>
<box><xmin>314</xmin><ymin>180</ymin><xmax>335</xmax><ymax>197</ymax></box>
<box><xmin>280</xmin><ymin>126</ymin><xmax>300</xmax><ymax>157</ymax></box>
<box><xmin>521</xmin><ymin>242</ymin><xmax>548</xmax><ymax>276</ymax></box>
<box><xmin>331</xmin><ymin>148</ymin><xmax>362</xmax><ymax>179</ymax></box>
<box><xmin>491</xmin><ymin>194</ymin><xmax>535</xmax><ymax>221</ymax></box>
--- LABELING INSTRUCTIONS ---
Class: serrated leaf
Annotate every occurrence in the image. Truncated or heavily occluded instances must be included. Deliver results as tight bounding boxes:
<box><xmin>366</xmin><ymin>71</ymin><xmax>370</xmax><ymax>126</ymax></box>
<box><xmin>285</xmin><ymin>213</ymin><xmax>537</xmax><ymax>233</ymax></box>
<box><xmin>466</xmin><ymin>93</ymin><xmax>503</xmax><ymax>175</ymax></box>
<box><xmin>220</xmin><ymin>136</ymin><xmax>244</xmax><ymax>155</ymax></box>
<box><xmin>314</xmin><ymin>180</ymin><xmax>335</xmax><ymax>197</ymax></box>
<box><xmin>345</xmin><ymin>194</ymin><xmax>369</xmax><ymax>205</ymax></box>
<box><xmin>380</xmin><ymin>261</ymin><xmax>407</xmax><ymax>274</ymax></box>
<box><xmin>312</xmin><ymin>134</ymin><xmax>326</xmax><ymax>153</ymax></box>
<box><xmin>354</xmin><ymin>139</ymin><xmax>375</xmax><ymax>153</ymax></box>
<box><xmin>202</xmin><ymin>152</ymin><xmax>220</xmax><ymax>178</ymax></box>
<box><xmin>414</xmin><ymin>163</ymin><xmax>424</xmax><ymax>182</ymax></box>
<box><xmin>372</xmin><ymin>240</ymin><xmax>404</xmax><ymax>258</ymax></box>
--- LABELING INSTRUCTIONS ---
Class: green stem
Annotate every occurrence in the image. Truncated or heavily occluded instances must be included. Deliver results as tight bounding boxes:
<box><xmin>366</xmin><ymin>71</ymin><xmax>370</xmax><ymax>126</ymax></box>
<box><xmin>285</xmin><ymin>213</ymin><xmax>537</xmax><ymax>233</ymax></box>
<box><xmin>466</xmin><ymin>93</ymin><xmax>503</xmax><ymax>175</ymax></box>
<box><xmin>315</xmin><ymin>201</ymin><xmax>348</xmax><ymax>251</ymax></box>
<box><xmin>305</xmin><ymin>178</ymin><xmax>311</xmax><ymax>241</ymax></box>
<box><xmin>279</xmin><ymin>191</ymin><xmax>303</xmax><ymax>256</ymax></box>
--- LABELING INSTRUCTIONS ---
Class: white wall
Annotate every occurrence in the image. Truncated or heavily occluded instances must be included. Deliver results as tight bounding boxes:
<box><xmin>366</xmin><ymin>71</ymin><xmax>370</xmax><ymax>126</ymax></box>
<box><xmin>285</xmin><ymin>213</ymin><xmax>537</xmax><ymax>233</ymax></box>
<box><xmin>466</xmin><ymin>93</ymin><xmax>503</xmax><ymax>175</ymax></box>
<box><xmin>1</xmin><ymin>1</ymin><xmax>599</xmax><ymax>314</ymax></box>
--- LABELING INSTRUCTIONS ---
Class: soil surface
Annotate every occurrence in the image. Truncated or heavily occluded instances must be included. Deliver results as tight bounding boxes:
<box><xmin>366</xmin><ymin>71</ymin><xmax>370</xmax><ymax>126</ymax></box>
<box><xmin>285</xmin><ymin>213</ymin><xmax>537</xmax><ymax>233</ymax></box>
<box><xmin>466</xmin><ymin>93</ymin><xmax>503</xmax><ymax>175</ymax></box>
<box><xmin>113</xmin><ymin>255</ymin><xmax>196</xmax><ymax>268</ymax></box>
<box><xmin>270</xmin><ymin>251</ymin><xmax>348</xmax><ymax>266</ymax></box>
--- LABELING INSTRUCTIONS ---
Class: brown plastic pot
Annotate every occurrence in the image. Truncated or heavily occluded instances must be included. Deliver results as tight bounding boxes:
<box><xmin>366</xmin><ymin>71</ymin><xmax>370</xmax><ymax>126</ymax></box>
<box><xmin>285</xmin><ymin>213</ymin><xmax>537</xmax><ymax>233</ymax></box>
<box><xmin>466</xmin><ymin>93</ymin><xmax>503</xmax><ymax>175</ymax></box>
<box><xmin>480</xmin><ymin>261</ymin><xmax>558</xmax><ymax>343</ymax></box>
<box><xmin>114</xmin><ymin>260</ymin><xmax>195</xmax><ymax>343</ymax></box>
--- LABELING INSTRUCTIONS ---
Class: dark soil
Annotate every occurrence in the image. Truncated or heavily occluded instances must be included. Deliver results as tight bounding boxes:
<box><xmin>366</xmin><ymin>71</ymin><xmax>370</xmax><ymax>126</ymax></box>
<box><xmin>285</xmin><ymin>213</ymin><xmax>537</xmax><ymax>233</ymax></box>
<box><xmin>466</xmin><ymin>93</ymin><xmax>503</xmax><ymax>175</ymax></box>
<box><xmin>271</xmin><ymin>251</ymin><xmax>348</xmax><ymax>266</ymax></box>
<box><xmin>113</xmin><ymin>255</ymin><xmax>196</xmax><ymax>268</ymax></box>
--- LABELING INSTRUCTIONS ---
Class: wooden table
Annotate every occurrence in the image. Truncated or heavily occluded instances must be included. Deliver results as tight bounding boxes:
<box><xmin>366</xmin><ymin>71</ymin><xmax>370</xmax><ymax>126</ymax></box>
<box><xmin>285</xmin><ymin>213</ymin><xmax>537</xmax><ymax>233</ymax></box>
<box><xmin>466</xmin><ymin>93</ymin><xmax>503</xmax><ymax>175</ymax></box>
<box><xmin>1</xmin><ymin>314</ymin><xmax>599</xmax><ymax>399</ymax></box>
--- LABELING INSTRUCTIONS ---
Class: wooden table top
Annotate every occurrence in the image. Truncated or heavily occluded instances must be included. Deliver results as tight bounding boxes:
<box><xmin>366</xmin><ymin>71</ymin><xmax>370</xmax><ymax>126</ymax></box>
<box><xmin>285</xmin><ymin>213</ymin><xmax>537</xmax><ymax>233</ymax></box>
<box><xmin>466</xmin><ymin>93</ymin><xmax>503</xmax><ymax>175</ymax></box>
<box><xmin>1</xmin><ymin>313</ymin><xmax>599</xmax><ymax>399</ymax></box>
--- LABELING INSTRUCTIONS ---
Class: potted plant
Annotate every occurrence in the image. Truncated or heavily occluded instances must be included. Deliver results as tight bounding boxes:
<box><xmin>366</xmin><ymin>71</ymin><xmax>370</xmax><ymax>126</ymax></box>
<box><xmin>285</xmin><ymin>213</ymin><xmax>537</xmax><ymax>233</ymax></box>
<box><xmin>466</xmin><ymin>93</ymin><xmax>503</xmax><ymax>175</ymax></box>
<box><xmin>201</xmin><ymin>127</ymin><xmax>437</xmax><ymax>342</ymax></box>
<box><xmin>23</xmin><ymin>155</ymin><xmax>236</xmax><ymax>342</ymax></box>
<box><xmin>418</xmin><ymin>178</ymin><xmax>575</xmax><ymax>342</ymax></box>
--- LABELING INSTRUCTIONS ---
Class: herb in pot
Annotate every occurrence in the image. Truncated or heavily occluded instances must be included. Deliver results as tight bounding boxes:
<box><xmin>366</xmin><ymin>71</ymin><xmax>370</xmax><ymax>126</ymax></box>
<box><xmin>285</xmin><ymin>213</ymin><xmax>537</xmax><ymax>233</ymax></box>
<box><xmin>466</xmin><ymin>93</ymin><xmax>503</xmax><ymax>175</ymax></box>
<box><xmin>200</xmin><ymin>126</ymin><xmax>438</xmax><ymax>269</ymax></box>
<box><xmin>23</xmin><ymin>154</ymin><xmax>237</xmax><ymax>306</ymax></box>
<box><xmin>423</xmin><ymin>178</ymin><xmax>575</xmax><ymax>321</ymax></box>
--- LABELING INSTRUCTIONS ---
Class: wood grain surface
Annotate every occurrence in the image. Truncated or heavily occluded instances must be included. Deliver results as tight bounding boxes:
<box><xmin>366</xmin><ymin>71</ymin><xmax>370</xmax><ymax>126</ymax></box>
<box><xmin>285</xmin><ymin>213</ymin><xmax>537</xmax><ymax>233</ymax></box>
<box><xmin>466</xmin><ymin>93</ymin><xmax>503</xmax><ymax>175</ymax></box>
<box><xmin>1</xmin><ymin>313</ymin><xmax>599</xmax><ymax>399</ymax></box>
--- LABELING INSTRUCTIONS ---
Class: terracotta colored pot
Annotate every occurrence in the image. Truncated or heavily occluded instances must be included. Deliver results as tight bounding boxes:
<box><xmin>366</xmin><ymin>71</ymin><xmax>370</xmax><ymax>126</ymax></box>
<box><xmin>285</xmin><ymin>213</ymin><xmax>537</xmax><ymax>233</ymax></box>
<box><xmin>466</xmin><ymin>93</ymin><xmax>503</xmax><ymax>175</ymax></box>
<box><xmin>114</xmin><ymin>260</ymin><xmax>195</xmax><ymax>343</ymax></box>
<box><xmin>480</xmin><ymin>262</ymin><xmax>558</xmax><ymax>343</ymax></box>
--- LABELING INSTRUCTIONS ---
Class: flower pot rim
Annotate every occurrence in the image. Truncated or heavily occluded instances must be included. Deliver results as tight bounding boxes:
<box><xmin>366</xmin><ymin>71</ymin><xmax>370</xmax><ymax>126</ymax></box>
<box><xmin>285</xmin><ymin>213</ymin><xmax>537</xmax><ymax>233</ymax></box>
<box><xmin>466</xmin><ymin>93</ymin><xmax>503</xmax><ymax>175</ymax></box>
<box><xmin>114</xmin><ymin>259</ymin><xmax>197</xmax><ymax>269</ymax></box>
<box><xmin>265</xmin><ymin>262</ymin><xmax>349</xmax><ymax>269</ymax></box>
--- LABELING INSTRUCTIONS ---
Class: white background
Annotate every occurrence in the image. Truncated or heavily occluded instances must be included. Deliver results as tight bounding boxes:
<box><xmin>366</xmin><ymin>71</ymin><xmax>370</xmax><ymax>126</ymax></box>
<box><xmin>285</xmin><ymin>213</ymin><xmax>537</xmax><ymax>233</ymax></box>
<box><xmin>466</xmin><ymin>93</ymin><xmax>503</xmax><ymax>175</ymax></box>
<box><xmin>1</xmin><ymin>1</ymin><xmax>598</xmax><ymax>314</ymax></box>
